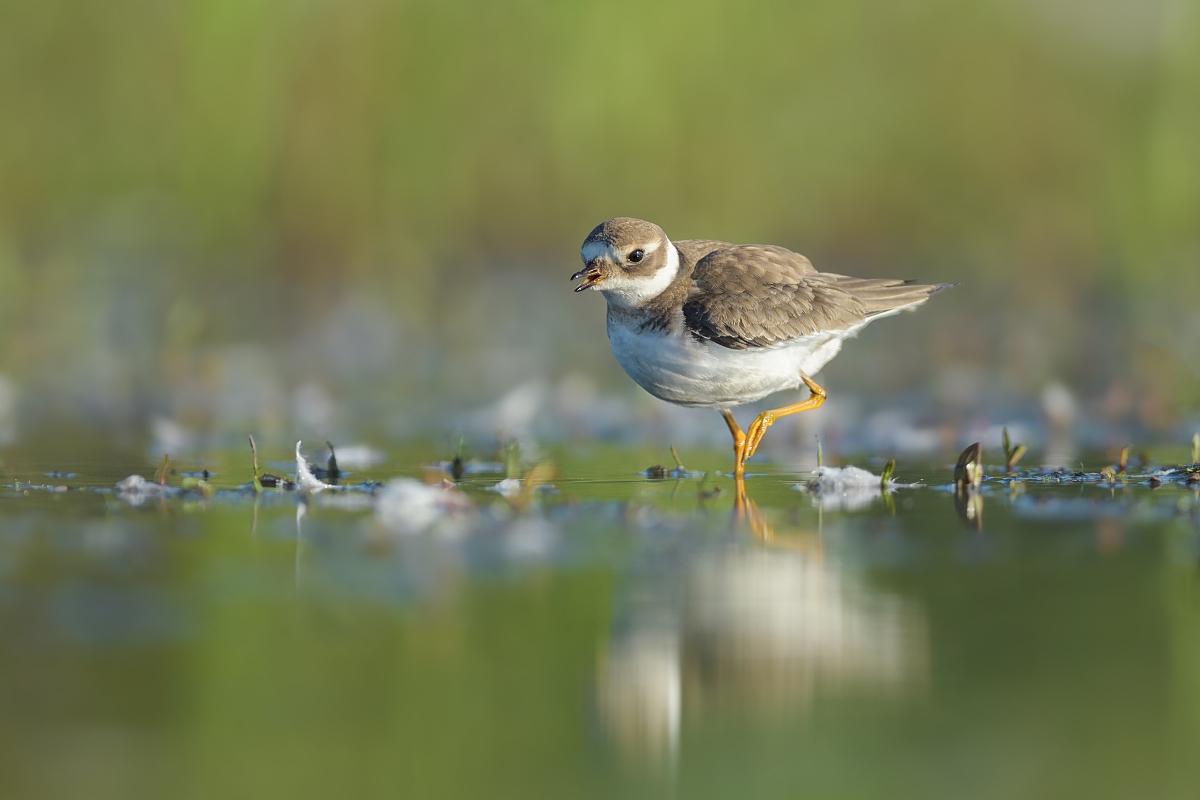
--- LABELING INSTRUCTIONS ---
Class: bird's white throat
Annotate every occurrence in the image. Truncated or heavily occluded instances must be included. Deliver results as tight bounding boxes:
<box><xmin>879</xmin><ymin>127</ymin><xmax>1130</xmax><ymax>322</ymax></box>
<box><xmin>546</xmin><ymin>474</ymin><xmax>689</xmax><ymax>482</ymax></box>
<box><xmin>597</xmin><ymin>240</ymin><xmax>680</xmax><ymax>309</ymax></box>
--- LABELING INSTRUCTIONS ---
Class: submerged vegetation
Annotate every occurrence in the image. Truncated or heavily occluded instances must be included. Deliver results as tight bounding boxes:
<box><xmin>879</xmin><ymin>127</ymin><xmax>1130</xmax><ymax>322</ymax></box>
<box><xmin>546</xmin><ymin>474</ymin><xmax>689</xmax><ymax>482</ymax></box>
<box><xmin>8</xmin><ymin>427</ymin><xmax>1199</xmax><ymax>524</ymax></box>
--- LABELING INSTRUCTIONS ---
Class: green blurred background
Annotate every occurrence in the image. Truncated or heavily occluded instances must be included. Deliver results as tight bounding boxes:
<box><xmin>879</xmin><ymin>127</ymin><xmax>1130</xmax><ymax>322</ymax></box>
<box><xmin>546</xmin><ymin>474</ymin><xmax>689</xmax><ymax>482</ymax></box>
<box><xmin>1</xmin><ymin>0</ymin><xmax>1198</xmax><ymax>447</ymax></box>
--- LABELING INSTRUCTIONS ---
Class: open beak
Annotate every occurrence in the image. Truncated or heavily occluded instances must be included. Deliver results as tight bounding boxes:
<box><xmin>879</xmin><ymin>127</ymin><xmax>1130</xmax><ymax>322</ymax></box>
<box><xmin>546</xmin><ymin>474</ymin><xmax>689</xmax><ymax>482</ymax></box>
<box><xmin>571</xmin><ymin>263</ymin><xmax>604</xmax><ymax>292</ymax></box>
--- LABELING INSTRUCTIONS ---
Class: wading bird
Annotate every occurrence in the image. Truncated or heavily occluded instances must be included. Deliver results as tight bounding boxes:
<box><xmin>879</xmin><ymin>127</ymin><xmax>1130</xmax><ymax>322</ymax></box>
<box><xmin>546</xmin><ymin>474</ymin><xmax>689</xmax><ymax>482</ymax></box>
<box><xmin>572</xmin><ymin>218</ymin><xmax>951</xmax><ymax>478</ymax></box>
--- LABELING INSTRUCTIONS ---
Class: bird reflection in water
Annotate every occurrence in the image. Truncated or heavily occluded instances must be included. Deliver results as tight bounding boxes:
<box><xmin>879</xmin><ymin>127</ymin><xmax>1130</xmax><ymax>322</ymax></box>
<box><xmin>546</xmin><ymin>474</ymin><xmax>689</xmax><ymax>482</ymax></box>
<box><xmin>596</xmin><ymin>477</ymin><xmax>928</xmax><ymax>764</ymax></box>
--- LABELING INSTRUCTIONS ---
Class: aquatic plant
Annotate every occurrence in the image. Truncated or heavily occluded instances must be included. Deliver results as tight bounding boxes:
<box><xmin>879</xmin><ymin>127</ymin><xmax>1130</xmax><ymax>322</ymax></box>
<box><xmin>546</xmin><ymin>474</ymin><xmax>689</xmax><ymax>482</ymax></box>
<box><xmin>954</xmin><ymin>443</ymin><xmax>983</xmax><ymax>492</ymax></box>
<box><xmin>1002</xmin><ymin>427</ymin><xmax>1026</xmax><ymax>473</ymax></box>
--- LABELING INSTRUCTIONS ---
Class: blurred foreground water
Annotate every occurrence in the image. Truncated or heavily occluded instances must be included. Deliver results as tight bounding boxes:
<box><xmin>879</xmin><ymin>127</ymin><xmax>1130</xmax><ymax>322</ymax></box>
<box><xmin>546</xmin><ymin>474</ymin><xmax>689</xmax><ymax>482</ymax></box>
<box><xmin>3</xmin><ymin>439</ymin><xmax>1200</xmax><ymax>799</ymax></box>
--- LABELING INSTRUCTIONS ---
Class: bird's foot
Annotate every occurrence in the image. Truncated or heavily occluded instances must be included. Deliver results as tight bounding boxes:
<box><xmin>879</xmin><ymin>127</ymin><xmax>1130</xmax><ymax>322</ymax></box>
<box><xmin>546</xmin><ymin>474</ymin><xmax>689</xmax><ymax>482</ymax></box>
<box><xmin>744</xmin><ymin>413</ymin><xmax>775</xmax><ymax>460</ymax></box>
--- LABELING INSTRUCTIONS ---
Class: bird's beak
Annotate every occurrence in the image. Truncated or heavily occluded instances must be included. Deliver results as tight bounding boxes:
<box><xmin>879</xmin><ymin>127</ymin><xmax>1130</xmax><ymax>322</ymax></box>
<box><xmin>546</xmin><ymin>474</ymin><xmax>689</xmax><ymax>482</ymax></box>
<box><xmin>571</xmin><ymin>262</ymin><xmax>604</xmax><ymax>292</ymax></box>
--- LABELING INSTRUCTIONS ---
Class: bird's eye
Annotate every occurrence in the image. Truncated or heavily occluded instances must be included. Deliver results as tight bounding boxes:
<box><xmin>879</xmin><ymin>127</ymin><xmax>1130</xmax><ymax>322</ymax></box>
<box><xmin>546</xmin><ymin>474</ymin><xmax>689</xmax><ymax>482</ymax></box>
<box><xmin>628</xmin><ymin>249</ymin><xmax>645</xmax><ymax>264</ymax></box>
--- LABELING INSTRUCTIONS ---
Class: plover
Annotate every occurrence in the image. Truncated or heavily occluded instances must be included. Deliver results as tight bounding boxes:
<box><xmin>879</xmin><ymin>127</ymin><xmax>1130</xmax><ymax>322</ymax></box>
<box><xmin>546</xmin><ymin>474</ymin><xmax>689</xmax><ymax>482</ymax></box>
<box><xmin>572</xmin><ymin>217</ymin><xmax>952</xmax><ymax>478</ymax></box>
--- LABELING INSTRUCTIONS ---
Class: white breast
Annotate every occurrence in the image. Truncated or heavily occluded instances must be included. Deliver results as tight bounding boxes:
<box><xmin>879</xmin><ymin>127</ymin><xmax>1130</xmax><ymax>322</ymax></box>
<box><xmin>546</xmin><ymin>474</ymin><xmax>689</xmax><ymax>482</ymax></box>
<box><xmin>607</xmin><ymin>311</ymin><xmax>869</xmax><ymax>408</ymax></box>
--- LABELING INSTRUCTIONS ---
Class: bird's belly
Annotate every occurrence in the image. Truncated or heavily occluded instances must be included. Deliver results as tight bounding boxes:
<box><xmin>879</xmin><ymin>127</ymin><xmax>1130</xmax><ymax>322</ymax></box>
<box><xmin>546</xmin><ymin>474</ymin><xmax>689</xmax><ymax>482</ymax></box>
<box><xmin>608</xmin><ymin>323</ymin><xmax>848</xmax><ymax>408</ymax></box>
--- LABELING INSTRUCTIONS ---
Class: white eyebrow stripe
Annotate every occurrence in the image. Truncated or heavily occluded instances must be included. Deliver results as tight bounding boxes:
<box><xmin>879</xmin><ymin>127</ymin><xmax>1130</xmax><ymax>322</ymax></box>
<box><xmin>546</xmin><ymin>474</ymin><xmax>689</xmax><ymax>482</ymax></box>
<box><xmin>581</xmin><ymin>239</ymin><xmax>662</xmax><ymax>263</ymax></box>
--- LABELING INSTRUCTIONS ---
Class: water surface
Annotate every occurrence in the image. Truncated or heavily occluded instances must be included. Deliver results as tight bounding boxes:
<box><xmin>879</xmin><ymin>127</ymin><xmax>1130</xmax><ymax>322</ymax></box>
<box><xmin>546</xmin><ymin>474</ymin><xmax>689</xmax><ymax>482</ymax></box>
<box><xmin>2</xmin><ymin>441</ymin><xmax>1200</xmax><ymax>799</ymax></box>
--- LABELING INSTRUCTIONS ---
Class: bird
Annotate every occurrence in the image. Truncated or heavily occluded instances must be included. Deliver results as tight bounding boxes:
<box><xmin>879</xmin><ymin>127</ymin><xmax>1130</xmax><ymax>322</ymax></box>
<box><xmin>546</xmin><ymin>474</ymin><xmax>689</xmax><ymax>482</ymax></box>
<box><xmin>571</xmin><ymin>217</ymin><xmax>953</xmax><ymax>478</ymax></box>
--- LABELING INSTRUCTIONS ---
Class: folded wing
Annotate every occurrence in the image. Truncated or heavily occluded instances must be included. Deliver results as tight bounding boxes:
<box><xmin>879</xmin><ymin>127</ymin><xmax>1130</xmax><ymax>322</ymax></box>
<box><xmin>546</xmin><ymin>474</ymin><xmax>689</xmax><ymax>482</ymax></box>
<box><xmin>683</xmin><ymin>245</ymin><xmax>949</xmax><ymax>350</ymax></box>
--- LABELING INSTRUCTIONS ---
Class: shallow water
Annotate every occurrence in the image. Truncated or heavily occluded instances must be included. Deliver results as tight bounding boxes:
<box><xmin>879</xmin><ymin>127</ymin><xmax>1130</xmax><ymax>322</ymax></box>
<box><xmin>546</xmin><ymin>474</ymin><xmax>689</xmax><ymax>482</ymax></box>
<box><xmin>2</xmin><ymin>439</ymin><xmax>1200</xmax><ymax>799</ymax></box>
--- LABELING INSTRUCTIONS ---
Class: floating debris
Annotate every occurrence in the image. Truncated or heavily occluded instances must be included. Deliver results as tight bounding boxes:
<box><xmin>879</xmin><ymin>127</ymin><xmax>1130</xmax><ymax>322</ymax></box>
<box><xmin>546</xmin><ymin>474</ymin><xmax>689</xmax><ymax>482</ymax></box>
<box><xmin>796</xmin><ymin>465</ymin><xmax>897</xmax><ymax>512</ymax></box>
<box><xmin>295</xmin><ymin>441</ymin><xmax>330</xmax><ymax>495</ymax></box>
<box><xmin>490</xmin><ymin>477</ymin><xmax>524</xmax><ymax>497</ymax></box>
<box><xmin>374</xmin><ymin>478</ymin><xmax>474</xmax><ymax>536</ymax></box>
<box><xmin>257</xmin><ymin>474</ymin><xmax>294</xmax><ymax>490</ymax></box>
<box><xmin>7</xmin><ymin>482</ymin><xmax>70</xmax><ymax>494</ymax></box>
<box><xmin>489</xmin><ymin>462</ymin><xmax>558</xmax><ymax>502</ymax></box>
<box><xmin>988</xmin><ymin>462</ymin><xmax>1200</xmax><ymax>488</ymax></box>
<box><xmin>802</xmin><ymin>465</ymin><xmax>896</xmax><ymax>491</ymax></box>
<box><xmin>115</xmin><ymin>474</ymin><xmax>176</xmax><ymax>506</ymax></box>
<box><xmin>643</xmin><ymin>446</ymin><xmax>697</xmax><ymax>480</ymax></box>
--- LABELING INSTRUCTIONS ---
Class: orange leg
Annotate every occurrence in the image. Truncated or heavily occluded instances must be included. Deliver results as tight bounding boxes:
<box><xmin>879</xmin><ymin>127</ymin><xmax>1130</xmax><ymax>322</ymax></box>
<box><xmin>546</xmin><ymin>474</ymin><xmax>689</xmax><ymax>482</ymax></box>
<box><xmin>743</xmin><ymin>374</ymin><xmax>827</xmax><ymax>461</ymax></box>
<box><xmin>722</xmin><ymin>409</ymin><xmax>753</xmax><ymax>518</ymax></box>
<box><xmin>721</xmin><ymin>408</ymin><xmax>747</xmax><ymax>479</ymax></box>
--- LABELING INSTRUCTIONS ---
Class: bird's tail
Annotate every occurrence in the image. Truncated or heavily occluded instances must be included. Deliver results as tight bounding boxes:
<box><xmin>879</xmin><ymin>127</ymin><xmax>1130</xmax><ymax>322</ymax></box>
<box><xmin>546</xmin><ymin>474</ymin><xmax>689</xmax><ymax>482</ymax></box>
<box><xmin>829</xmin><ymin>275</ymin><xmax>957</xmax><ymax>316</ymax></box>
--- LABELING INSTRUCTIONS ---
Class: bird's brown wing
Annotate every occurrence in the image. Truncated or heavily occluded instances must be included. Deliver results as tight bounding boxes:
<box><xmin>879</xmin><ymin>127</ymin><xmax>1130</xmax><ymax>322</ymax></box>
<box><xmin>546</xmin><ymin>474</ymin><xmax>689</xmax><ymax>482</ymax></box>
<box><xmin>681</xmin><ymin>244</ymin><xmax>954</xmax><ymax>350</ymax></box>
<box><xmin>682</xmin><ymin>245</ymin><xmax>867</xmax><ymax>350</ymax></box>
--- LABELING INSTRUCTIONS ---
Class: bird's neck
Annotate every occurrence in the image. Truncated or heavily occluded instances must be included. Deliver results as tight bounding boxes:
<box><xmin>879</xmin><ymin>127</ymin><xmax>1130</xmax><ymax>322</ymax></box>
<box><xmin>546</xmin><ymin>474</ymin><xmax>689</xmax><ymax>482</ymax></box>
<box><xmin>605</xmin><ymin>246</ymin><xmax>694</xmax><ymax>335</ymax></box>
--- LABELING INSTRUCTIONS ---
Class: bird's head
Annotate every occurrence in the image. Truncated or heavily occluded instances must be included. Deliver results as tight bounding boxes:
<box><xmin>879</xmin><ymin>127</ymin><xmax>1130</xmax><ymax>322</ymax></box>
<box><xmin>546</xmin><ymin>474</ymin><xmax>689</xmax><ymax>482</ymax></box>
<box><xmin>572</xmin><ymin>218</ymin><xmax>679</xmax><ymax>307</ymax></box>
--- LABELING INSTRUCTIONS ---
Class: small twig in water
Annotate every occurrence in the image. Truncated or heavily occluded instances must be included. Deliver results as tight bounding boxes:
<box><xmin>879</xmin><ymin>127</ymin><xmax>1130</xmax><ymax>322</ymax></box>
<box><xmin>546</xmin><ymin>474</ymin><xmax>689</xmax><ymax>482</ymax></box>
<box><xmin>670</xmin><ymin>445</ymin><xmax>685</xmax><ymax>471</ymax></box>
<box><xmin>451</xmin><ymin>437</ymin><xmax>467</xmax><ymax>481</ymax></box>
<box><xmin>1118</xmin><ymin>445</ymin><xmax>1129</xmax><ymax>473</ymax></box>
<box><xmin>504</xmin><ymin>441</ymin><xmax>520</xmax><ymax>480</ymax></box>
<box><xmin>1192</xmin><ymin>433</ymin><xmax>1199</xmax><ymax>465</ymax></box>
<box><xmin>326</xmin><ymin>442</ymin><xmax>340</xmax><ymax>480</ymax></box>
<box><xmin>249</xmin><ymin>435</ymin><xmax>263</xmax><ymax>492</ymax></box>
<box><xmin>815</xmin><ymin>435</ymin><xmax>823</xmax><ymax>469</ymax></box>
<box><xmin>154</xmin><ymin>454</ymin><xmax>170</xmax><ymax>486</ymax></box>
